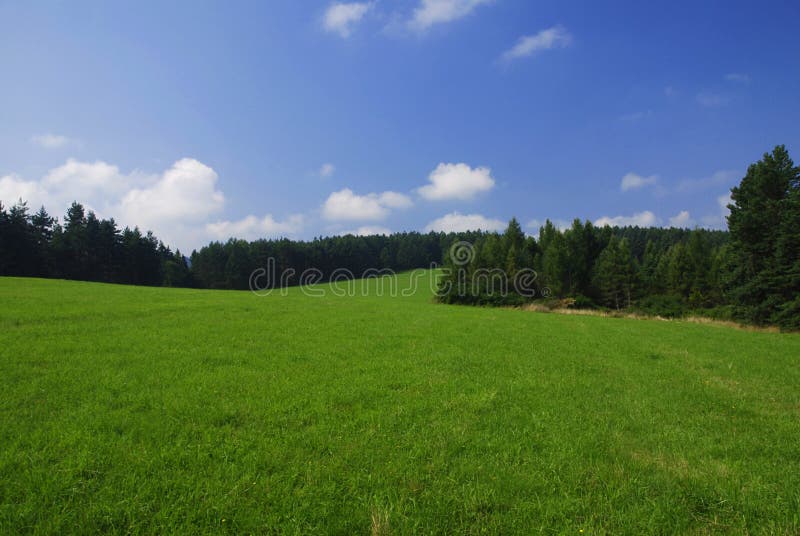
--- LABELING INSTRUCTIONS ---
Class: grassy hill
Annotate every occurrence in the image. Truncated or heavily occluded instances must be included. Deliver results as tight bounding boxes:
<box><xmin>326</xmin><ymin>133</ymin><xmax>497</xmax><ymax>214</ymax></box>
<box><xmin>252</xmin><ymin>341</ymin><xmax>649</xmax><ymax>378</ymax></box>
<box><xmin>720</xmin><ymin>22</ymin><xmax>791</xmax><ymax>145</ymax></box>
<box><xmin>1</xmin><ymin>274</ymin><xmax>799</xmax><ymax>534</ymax></box>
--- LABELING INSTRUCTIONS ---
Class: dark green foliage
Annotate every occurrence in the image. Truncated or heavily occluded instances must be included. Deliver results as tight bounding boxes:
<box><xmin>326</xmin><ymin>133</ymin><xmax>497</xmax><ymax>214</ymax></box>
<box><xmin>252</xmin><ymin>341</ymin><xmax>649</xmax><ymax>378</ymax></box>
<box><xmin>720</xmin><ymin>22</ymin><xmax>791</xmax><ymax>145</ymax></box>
<box><xmin>593</xmin><ymin>236</ymin><xmax>636</xmax><ymax>309</ymax></box>
<box><xmin>440</xmin><ymin>216</ymin><xmax>730</xmax><ymax>314</ymax></box>
<box><xmin>0</xmin><ymin>200</ymin><xmax>182</xmax><ymax>287</ymax></box>
<box><xmin>635</xmin><ymin>294</ymin><xmax>687</xmax><ymax>318</ymax></box>
<box><xmin>727</xmin><ymin>145</ymin><xmax>800</xmax><ymax>329</ymax></box>
<box><xmin>436</xmin><ymin>218</ymin><xmax>542</xmax><ymax>305</ymax></box>
<box><xmin>190</xmin><ymin>231</ymin><xmax>479</xmax><ymax>291</ymax></box>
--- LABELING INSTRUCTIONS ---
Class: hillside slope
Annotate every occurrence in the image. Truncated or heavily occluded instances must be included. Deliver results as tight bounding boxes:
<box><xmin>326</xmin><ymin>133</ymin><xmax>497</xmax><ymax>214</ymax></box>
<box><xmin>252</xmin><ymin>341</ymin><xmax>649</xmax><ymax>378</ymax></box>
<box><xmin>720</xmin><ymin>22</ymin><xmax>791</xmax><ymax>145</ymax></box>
<box><xmin>1</xmin><ymin>275</ymin><xmax>799</xmax><ymax>533</ymax></box>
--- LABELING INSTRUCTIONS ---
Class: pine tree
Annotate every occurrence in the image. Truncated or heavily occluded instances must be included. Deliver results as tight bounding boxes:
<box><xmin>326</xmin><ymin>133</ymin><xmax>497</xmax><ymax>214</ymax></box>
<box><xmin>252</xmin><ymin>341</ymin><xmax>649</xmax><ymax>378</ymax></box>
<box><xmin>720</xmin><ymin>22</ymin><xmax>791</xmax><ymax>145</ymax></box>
<box><xmin>0</xmin><ymin>201</ymin><xmax>6</xmax><ymax>275</ymax></box>
<box><xmin>542</xmin><ymin>231</ymin><xmax>568</xmax><ymax>297</ymax></box>
<box><xmin>727</xmin><ymin>145</ymin><xmax>800</xmax><ymax>325</ymax></box>
<box><xmin>773</xmin><ymin>164</ymin><xmax>800</xmax><ymax>329</ymax></box>
<box><xmin>4</xmin><ymin>201</ymin><xmax>37</xmax><ymax>275</ymax></box>
<box><xmin>686</xmin><ymin>231</ymin><xmax>711</xmax><ymax>307</ymax></box>
<box><xmin>63</xmin><ymin>202</ymin><xmax>88</xmax><ymax>279</ymax></box>
<box><xmin>593</xmin><ymin>236</ymin><xmax>636</xmax><ymax>309</ymax></box>
<box><xmin>617</xmin><ymin>238</ymin><xmax>636</xmax><ymax>308</ymax></box>
<box><xmin>594</xmin><ymin>236</ymin><xmax>623</xmax><ymax>309</ymax></box>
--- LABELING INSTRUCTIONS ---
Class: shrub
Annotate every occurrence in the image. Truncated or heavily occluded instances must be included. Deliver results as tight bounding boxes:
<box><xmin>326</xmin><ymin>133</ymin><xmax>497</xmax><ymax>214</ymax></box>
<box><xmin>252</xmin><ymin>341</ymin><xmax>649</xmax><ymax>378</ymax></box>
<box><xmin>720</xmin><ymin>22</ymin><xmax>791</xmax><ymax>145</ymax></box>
<box><xmin>636</xmin><ymin>294</ymin><xmax>686</xmax><ymax>318</ymax></box>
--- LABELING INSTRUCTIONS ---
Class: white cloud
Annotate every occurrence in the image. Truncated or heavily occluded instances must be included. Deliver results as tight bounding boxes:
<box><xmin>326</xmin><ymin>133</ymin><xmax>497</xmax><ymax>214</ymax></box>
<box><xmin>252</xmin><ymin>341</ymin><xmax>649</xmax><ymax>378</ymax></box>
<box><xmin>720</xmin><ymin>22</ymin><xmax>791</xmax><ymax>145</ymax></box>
<box><xmin>718</xmin><ymin>192</ymin><xmax>731</xmax><ymax>211</ymax></box>
<box><xmin>594</xmin><ymin>211</ymin><xmax>657</xmax><ymax>228</ymax></box>
<box><xmin>676</xmin><ymin>169</ymin><xmax>738</xmax><ymax>193</ymax></box>
<box><xmin>417</xmin><ymin>162</ymin><xmax>495</xmax><ymax>201</ymax></box>
<box><xmin>0</xmin><ymin>158</ymin><xmax>236</xmax><ymax>251</ymax></box>
<box><xmin>378</xmin><ymin>191</ymin><xmax>414</xmax><ymax>209</ymax></box>
<box><xmin>0</xmin><ymin>157</ymin><xmax>319</xmax><ymax>251</ymax></box>
<box><xmin>424</xmin><ymin>211</ymin><xmax>504</xmax><ymax>232</ymax></box>
<box><xmin>409</xmin><ymin>0</ymin><xmax>493</xmax><ymax>30</ymax></box>
<box><xmin>0</xmin><ymin>159</ymin><xmax>132</xmax><ymax>215</ymax></box>
<box><xmin>117</xmin><ymin>159</ymin><xmax>224</xmax><ymax>232</ymax></box>
<box><xmin>702</xmin><ymin>193</ymin><xmax>732</xmax><ymax>228</ymax></box>
<box><xmin>668</xmin><ymin>210</ymin><xmax>694</xmax><ymax>228</ymax></box>
<box><xmin>725</xmin><ymin>73</ymin><xmax>751</xmax><ymax>84</ymax></box>
<box><xmin>0</xmin><ymin>174</ymin><xmax>48</xmax><ymax>207</ymax></box>
<box><xmin>501</xmin><ymin>25</ymin><xmax>573</xmax><ymax>62</ymax></box>
<box><xmin>620</xmin><ymin>172</ymin><xmax>658</xmax><ymax>192</ymax></box>
<box><xmin>324</xmin><ymin>2</ymin><xmax>373</xmax><ymax>37</ymax></box>
<box><xmin>319</xmin><ymin>163</ymin><xmax>335</xmax><ymax>178</ymax></box>
<box><xmin>342</xmin><ymin>225</ymin><xmax>392</xmax><ymax>236</ymax></box>
<box><xmin>31</xmin><ymin>133</ymin><xmax>74</xmax><ymax>149</ymax></box>
<box><xmin>322</xmin><ymin>188</ymin><xmax>412</xmax><ymax>221</ymax></box>
<box><xmin>44</xmin><ymin>158</ymin><xmax>132</xmax><ymax>202</ymax></box>
<box><xmin>696</xmin><ymin>92</ymin><xmax>730</xmax><ymax>108</ymax></box>
<box><xmin>206</xmin><ymin>214</ymin><xmax>304</xmax><ymax>241</ymax></box>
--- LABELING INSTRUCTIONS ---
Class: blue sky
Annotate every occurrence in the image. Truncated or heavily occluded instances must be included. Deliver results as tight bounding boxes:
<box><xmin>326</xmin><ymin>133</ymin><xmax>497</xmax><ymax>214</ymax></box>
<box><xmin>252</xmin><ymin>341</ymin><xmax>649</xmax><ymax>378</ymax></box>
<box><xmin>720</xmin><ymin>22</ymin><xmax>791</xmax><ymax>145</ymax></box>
<box><xmin>1</xmin><ymin>0</ymin><xmax>799</xmax><ymax>251</ymax></box>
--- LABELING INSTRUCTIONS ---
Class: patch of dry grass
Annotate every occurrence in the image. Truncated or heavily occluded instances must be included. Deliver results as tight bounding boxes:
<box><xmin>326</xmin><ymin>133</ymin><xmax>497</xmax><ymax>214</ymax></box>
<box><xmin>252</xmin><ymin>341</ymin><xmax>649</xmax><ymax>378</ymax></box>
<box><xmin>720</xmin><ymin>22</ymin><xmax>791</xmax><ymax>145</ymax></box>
<box><xmin>519</xmin><ymin>303</ymin><xmax>782</xmax><ymax>333</ymax></box>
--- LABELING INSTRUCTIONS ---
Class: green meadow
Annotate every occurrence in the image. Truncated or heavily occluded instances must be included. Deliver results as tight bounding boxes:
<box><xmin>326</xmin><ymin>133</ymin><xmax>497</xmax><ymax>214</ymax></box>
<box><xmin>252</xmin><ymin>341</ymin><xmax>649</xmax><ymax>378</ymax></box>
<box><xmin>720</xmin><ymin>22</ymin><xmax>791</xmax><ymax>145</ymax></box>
<box><xmin>1</xmin><ymin>273</ymin><xmax>799</xmax><ymax>534</ymax></box>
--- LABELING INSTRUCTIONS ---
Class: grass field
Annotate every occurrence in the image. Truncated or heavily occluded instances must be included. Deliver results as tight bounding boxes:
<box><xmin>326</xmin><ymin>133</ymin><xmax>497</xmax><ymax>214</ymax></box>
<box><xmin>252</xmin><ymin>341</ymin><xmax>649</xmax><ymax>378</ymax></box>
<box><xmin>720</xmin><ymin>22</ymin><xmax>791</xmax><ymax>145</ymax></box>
<box><xmin>1</xmin><ymin>273</ymin><xmax>799</xmax><ymax>534</ymax></box>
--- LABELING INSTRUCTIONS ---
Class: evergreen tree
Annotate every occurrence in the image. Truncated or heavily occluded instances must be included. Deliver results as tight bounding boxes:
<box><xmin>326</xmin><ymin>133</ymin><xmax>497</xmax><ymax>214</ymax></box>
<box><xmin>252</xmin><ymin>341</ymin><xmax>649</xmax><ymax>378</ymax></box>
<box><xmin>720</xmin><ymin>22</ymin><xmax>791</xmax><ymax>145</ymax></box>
<box><xmin>639</xmin><ymin>240</ymin><xmax>660</xmax><ymax>294</ymax></box>
<box><xmin>727</xmin><ymin>145</ymin><xmax>800</xmax><ymax>325</ymax></box>
<box><xmin>0</xmin><ymin>201</ymin><xmax>6</xmax><ymax>274</ymax></box>
<box><xmin>225</xmin><ymin>239</ymin><xmax>253</xmax><ymax>290</ymax></box>
<box><xmin>62</xmin><ymin>202</ymin><xmax>88</xmax><ymax>279</ymax></box>
<box><xmin>593</xmin><ymin>236</ymin><xmax>635</xmax><ymax>309</ymax></box>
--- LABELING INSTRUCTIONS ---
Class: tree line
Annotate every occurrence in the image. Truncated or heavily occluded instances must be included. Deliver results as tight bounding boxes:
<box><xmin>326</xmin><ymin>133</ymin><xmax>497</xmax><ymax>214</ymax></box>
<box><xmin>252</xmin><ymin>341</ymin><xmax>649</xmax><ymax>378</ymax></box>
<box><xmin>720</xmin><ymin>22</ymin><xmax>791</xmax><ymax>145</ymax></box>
<box><xmin>438</xmin><ymin>217</ymin><xmax>729</xmax><ymax>314</ymax></box>
<box><xmin>438</xmin><ymin>145</ymin><xmax>798</xmax><ymax>330</ymax></box>
<box><xmin>0</xmin><ymin>200</ymin><xmax>480</xmax><ymax>291</ymax></box>
<box><xmin>1</xmin><ymin>145</ymin><xmax>797</xmax><ymax>329</ymax></box>
<box><xmin>0</xmin><ymin>201</ymin><xmax>192</xmax><ymax>287</ymax></box>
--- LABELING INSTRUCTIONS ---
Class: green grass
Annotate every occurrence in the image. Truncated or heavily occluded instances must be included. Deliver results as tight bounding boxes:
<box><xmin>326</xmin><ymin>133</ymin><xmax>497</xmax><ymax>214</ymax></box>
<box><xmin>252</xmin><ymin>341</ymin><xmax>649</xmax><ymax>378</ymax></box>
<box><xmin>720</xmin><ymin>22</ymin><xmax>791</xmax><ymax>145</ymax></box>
<box><xmin>1</xmin><ymin>273</ymin><xmax>799</xmax><ymax>534</ymax></box>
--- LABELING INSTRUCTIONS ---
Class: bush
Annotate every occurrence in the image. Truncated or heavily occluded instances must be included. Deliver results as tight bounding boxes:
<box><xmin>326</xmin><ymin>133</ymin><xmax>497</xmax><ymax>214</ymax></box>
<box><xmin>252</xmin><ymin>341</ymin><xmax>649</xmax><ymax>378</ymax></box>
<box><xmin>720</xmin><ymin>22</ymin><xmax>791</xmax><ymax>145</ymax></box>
<box><xmin>697</xmin><ymin>305</ymin><xmax>736</xmax><ymax>321</ymax></box>
<box><xmin>636</xmin><ymin>294</ymin><xmax>686</xmax><ymax>318</ymax></box>
<box><xmin>570</xmin><ymin>294</ymin><xmax>598</xmax><ymax>310</ymax></box>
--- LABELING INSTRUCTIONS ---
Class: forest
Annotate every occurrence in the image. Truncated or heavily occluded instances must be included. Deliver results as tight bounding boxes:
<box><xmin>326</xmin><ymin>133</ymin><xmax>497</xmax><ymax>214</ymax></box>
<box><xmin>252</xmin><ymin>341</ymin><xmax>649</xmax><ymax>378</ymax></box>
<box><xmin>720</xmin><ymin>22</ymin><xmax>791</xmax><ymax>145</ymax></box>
<box><xmin>1</xmin><ymin>146</ymin><xmax>798</xmax><ymax>330</ymax></box>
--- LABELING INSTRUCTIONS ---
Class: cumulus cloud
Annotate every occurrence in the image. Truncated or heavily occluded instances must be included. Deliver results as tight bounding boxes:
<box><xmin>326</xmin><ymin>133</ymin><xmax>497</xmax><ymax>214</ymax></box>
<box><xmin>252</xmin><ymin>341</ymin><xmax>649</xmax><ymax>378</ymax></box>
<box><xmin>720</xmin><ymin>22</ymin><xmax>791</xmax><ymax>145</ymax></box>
<box><xmin>409</xmin><ymin>0</ymin><xmax>493</xmax><ymax>30</ymax></box>
<box><xmin>45</xmin><ymin>158</ymin><xmax>132</xmax><ymax>203</ymax></box>
<box><xmin>0</xmin><ymin>158</ymin><xmax>132</xmax><ymax>216</ymax></box>
<box><xmin>206</xmin><ymin>214</ymin><xmax>304</xmax><ymax>241</ymax></box>
<box><xmin>0</xmin><ymin>157</ymin><xmax>307</xmax><ymax>251</ymax></box>
<box><xmin>324</xmin><ymin>2</ymin><xmax>372</xmax><ymax>37</ymax></box>
<box><xmin>0</xmin><ymin>174</ymin><xmax>47</xmax><ymax>206</ymax></box>
<box><xmin>322</xmin><ymin>188</ymin><xmax>412</xmax><ymax>221</ymax></box>
<box><xmin>31</xmin><ymin>133</ymin><xmax>75</xmax><ymax>149</ymax></box>
<box><xmin>501</xmin><ymin>25</ymin><xmax>573</xmax><ymax>62</ymax></box>
<box><xmin>378</xmin><ymin>191</ymin><xmax>414</xmax><ymax>209</ymax></box>
<box><xmin>668</xmin><ymin>210</ymin><xmax>694</xmax><ymax>228</ymax></box>
<box><xmin>620</xmin><ymin>172</ymin><xmax>658</xmax><ymax>192</ymax></box>
<box><xmin>319</xmin><ymin>163</ymin><xmax>335</xmax><ymax>178</ymax></box>
<box><xmin>117</xmin><ymin>159</ymin><xmax>224</xmax><ymax>234</ymax></box>
<box><xmin>424</xmin><ymin>211</ymin><xmax>504</xmax><ymax>232</ymax></box>
<box><xmin>417</xmin><ymin>162</ymin><xmax>495</xmax><ymax>201</ymax></box>
<box><xmin>342</xmin><ymin>225</ymin><xmax>392</xmax><ymax>236</ymax></box>
<box><xmin>594</xmin><ymin>211</ymin><xmax>657</xmax><ymax>228</ymax></box>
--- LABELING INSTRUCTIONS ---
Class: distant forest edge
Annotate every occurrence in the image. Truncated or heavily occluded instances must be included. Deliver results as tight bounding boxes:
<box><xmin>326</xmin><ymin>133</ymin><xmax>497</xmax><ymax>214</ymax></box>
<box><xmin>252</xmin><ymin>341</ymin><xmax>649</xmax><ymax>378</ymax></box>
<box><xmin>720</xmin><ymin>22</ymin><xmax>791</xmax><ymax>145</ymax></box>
<box><xmin>1</xmin><ymin>146</ymin><xmax>798</xmax><ymax>330</ymax></box>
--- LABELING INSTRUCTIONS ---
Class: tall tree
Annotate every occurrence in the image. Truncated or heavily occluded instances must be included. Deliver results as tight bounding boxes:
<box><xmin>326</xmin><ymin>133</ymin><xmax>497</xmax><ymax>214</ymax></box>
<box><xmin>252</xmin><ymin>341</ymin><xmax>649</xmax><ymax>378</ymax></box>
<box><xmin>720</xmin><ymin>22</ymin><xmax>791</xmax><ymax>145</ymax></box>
<box><xmin>727</xmin><ymin>145</ymin><xmax>800</xmax><ymax>325</ymax></box>
<box><xmin>593</xmin><ymin>236</ymin><xmax>636</xmax><ymax>309</ymax></box>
